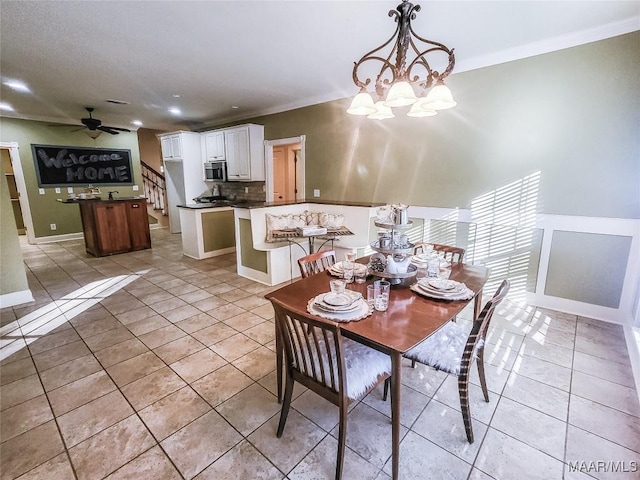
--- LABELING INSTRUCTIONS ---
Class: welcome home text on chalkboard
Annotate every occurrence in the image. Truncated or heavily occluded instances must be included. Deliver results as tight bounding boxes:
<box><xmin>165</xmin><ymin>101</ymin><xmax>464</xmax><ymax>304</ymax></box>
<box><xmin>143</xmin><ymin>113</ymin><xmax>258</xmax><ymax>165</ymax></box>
<box><xmin>31</xmin><ymin>144</ymin><xmax>134</xmax><ymax>187</ymax></box>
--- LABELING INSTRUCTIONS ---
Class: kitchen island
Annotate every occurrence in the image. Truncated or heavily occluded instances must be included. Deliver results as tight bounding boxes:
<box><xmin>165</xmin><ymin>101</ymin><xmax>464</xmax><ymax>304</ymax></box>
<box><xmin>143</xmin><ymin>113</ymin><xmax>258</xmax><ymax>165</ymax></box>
<box><xmin>178</xmin><ymin>204</ymin><xmax>236</xmax><ymax>259</ymax></box>
<box><xmin>62</xmin><ymin>197</ymin><xmax>151</xmax><ymax>257</ymax></box>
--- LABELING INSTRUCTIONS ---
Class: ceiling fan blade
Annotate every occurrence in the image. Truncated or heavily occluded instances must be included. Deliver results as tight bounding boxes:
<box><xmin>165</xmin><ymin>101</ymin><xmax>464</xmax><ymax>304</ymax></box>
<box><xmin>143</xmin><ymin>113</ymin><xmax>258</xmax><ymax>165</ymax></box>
<box><xmin>48</xmin><ymin>124</ymin><xmax>83</xmax><ymax>128</ymax></box>
<box><xmin>70</xmin><ymin>127</ymin><xmax>87</xmax><ymax>132</ymax></box>
<box><xmin>103</xmin><ymin>126</ymin><xmax>131</xmax><ymax>132</ymax></box>
<box><xmin>98</xmin><ymin>126</ymin><xmax>120</xmax><ymax>135</ymax></box>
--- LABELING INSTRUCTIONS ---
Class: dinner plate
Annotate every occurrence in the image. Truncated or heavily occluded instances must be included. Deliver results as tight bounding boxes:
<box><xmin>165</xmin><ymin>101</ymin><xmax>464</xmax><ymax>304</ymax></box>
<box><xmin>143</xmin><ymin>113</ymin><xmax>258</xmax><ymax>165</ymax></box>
<box><xmin>427</xmin><ymin>279</ymin><xmax>459</xmax><ymax>291</ymax></box>
<box><xmin>418</xmin><ymin>278</ymin><xmax>465</xmax><ymax>294</ymax></box>
<box><xmin>323</xmin><ymin>293</ymin><xmax>353</xmax><ymax>307</ymax></box>
<box><xmin>411</xmin><ymin>282</ymin><xmax>474</xmax><ymax>301</ymax></box>
<box><xmin>307</xmin><ymin>298</ymin><xmax>372</xmax><ymax>322</ymax></box>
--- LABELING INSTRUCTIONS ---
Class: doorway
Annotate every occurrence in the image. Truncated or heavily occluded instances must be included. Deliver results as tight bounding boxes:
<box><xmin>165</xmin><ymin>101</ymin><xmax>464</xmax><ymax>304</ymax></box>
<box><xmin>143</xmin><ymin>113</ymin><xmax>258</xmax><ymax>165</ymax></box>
<box><xmin>265</xmin><ymin>136</ymin><xmax>306</xmax><ymax>202</ymax></box>
<box><xmin>1</xmin><ymin>142</ymin><xmax>34</xmax><ymax>242</ymax></box>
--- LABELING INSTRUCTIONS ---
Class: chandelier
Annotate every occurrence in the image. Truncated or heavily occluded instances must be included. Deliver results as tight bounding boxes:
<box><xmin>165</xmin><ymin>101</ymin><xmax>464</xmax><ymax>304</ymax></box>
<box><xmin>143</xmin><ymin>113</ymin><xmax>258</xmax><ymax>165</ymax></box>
<box><xmin>347</xmin><ymin>0</ymin><xmax>456</xmax><ymax>119</ymax></box>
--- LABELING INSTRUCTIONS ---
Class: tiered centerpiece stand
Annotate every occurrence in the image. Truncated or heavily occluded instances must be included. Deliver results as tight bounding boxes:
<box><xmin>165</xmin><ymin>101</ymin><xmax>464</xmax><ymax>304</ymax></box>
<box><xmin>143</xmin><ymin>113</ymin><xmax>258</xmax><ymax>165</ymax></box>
<box><xmin>369</xmin><ymin>220</ymin><xmax>417</xmax><ymax>286</ymax></box>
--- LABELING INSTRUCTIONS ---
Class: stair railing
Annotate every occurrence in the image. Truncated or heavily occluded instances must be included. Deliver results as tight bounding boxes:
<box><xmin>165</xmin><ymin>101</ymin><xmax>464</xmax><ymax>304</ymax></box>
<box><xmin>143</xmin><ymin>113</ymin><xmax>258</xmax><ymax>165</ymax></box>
<box><xmin>140</xmin><ymin>160</ymin><xmax>168</xmax><ymax>215</ymax></box>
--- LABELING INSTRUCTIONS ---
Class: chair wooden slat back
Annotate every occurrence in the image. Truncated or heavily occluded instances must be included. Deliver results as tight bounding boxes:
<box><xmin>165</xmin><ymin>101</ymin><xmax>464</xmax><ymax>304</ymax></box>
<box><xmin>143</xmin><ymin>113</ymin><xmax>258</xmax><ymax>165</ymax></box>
<box><xmin>272</xmin><ymin>298</ymin><xmax>345</xmax><ymax>402</ymax></box>
<box><xmin>414</xmin><ymin>242</ymin><xmax>465</xmax><ymax>264</ymax></box>
<box><xmin>271</xmin><ymin>297</ymin><xmax>391</xmax><ymax>480</ymax></box>
<box><xmin>298</xmin><ymin>250</ymin><xmax>337</xmax><ymax>278</ymax></box>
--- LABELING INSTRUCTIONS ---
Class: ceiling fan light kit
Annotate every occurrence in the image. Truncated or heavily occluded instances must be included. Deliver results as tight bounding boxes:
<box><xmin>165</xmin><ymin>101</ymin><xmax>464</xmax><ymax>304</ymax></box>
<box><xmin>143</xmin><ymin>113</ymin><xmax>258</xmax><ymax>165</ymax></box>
<box><xmin>347</xmin><ymin>0</ymin><xmax>456</xmax><ymax>119</ymax></box>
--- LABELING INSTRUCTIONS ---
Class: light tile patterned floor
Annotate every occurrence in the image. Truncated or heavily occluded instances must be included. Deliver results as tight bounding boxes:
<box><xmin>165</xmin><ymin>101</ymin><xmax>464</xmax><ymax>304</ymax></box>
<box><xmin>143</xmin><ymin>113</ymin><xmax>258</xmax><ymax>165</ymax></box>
<box><xmin>1</xmin><ymin>228</ymin><xmax>638</xmax><ymax>480</ymax></box>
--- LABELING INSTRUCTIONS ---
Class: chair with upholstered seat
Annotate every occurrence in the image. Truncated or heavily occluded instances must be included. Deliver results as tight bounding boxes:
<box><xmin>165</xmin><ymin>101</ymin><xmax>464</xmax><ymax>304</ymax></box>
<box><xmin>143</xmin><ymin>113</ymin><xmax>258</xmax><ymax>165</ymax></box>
<box><xmin>391</xmin><ymin>280</ymin><xmax>509</xmax><ymax>443</ymax></box>
<box><xmin>414</xmin><ymin>242</ymin><xmax>465</xmax><ymax>264</ymax></box>
<box><xmin>271</xmin><ymin>297</ymin><xmax>391</xmax><ymax>480</ymax></box>
<box><xmin>298</xmin><ymin>250</ymin><xmax>337</xmax><ymax>278</ymax></box>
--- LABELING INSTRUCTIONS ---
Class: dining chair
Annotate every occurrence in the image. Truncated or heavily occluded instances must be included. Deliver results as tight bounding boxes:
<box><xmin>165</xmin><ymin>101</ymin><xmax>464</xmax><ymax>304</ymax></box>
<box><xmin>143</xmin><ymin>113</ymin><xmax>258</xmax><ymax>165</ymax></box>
<box><xmin>298</xmin><ymin>249</ymin><xmax>337</xmax><ymax>278</ymax></box>
<box><xmin>414</xmin><ymin>242</ymin><xmax>466</xmax><ymax>264</ymax></box>
<box><xmin>388</xmin><ymin>279</ymin><xmax>509</xmax><ymax>443</ymax></box>
<box><xmin>271</xmin><ymin>297</ymin><xmax>391</xmax><ymax>480</ymax></box>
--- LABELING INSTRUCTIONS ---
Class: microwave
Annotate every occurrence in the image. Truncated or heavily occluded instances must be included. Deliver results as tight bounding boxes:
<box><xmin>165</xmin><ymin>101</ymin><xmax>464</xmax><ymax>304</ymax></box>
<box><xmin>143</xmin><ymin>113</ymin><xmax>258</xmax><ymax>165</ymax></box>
<box><xmin>205</xmin><ymin>161</ymin><xmax>226</xmax><ymax>182</ymax></box>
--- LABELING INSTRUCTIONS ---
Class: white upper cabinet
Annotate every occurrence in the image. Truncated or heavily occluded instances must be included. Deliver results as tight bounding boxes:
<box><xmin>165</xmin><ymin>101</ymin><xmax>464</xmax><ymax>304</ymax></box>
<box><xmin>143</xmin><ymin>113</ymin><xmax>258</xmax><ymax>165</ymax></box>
<box><xmin>203</xmin><ymin>131</ymin><xmax>225</xmax><ymax>161</ymax></box>
<box><xmin>225</xmin><ymin>124</ymin><xmax>265</xmax><ymax>181</ymax></box>
<box><xmin>161</xmin><ymin>134</ymin><xmax>182</xmax><ymax>160</ymax></box>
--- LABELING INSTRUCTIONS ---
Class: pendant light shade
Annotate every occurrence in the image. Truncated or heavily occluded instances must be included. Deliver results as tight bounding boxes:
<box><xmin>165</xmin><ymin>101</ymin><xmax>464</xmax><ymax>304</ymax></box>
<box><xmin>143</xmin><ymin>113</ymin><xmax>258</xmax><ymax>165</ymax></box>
<box><xmin>383</xmin><ymin>81</ymin><xmax>418</xmax><ymax>107</ymax></box>
<box><xmin>368</xmin><ymin>101</ymin><xmax>395</xmax><ymax>120</ymax></box>
<box><xmin>347</xmin><ymin>91</ymin><xmax>377</xmax><ymax>115</ymax></box>
<box><xmin>422</xmin><ymin>83</ymin><xmax>457</xmax><ymax>110</ymax></box>
<box><xmin>407</xmin><ymin>100</ymin><xmax>438</xmax><ymax>117</ymax></box>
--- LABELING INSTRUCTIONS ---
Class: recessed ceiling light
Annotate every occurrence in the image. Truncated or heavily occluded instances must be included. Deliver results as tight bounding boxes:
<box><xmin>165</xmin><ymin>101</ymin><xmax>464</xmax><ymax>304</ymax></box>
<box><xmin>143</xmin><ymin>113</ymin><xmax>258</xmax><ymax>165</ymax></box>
<box><xmin>0</xmin><ymin>102</ymin><xmax>14</xmax><ymax>111</ymax></box>
<box><xmin>231</xmin><ymin>106</ymin><xmax>239</xmax><ymax>109</ymax></box>
<box><xmin>169</xmin><ymin>107</ymin><xmax>181</xmax><ymax>115</ymax></box>
<box><xmin>172</xmin><ymin>94</ymin><xmax>182</xmax><ymax>98</ymax></box>
<box><xmin>3</xmin><ymin>80</ymin><xmax>30</xmax><ymax>93</ymax></box>
<box><xmin>132</xmin><ymin>120</ymin><xmax>143</xmax><ymax>126</ymax></box>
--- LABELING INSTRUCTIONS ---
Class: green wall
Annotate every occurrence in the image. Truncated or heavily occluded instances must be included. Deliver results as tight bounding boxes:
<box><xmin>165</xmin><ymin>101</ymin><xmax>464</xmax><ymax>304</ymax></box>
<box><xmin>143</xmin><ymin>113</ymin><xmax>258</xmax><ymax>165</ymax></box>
<box><xmin>0</xmin><ymin>118</ymin><xmax>143</xmax><ymax>238</ymax></box>
<box><xmin>246</xmin><ymin>32</ymin><xmax>639</xmax><ymax>220</ymax></box>
<box><xmin>0</xmin><ymin>150</ymin><xmax>29</xmax><ymax>297</ymax></box>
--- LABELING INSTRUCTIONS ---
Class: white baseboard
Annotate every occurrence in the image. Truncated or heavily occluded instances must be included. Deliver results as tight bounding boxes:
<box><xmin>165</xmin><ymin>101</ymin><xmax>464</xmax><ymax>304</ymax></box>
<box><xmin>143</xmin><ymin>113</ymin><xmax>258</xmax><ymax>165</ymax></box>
<box><xmin>0</xmin><ymin>289</ymin><xmax>34</xmax><ymax>309</ymax></box>
<box><xmin>34</xmin><ymin>232</ymin><xmax>84</xmax><ymax>244</ymax></box>
<box><xmin>623</xmin><ymin>325</ymin><xmax>640</xmax><ymax>404</ymax></box>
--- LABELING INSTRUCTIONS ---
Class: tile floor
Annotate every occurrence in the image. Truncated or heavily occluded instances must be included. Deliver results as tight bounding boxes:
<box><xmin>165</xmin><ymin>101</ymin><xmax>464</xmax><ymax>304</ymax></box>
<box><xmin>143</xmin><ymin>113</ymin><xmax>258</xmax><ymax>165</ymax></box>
<box><xmin>1</xmin><ymin>228</ymin><xmax>638</xmax><ymax>480</ymax></box>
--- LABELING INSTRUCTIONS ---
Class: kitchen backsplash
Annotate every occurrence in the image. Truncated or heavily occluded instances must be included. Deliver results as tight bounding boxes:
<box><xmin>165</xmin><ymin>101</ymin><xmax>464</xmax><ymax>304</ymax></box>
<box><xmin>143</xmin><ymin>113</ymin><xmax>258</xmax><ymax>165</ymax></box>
<box><xmin>208</xmin><ymin>181</ymin><xmax>266</xmax><ymax>202</ymax></box>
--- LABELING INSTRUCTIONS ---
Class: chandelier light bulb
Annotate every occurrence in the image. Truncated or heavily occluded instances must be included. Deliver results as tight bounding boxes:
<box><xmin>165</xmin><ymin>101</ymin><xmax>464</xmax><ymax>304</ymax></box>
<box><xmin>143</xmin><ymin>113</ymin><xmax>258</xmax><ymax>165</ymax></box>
<box><xmin>347</xmin><ymin>91</ymin><xmax>377</xmax><ymax>115</ymax></box>
<box><xmin>384</xmin><ymin>81</ymin><xmax>418</xmax><ymax>108</ymax></box>
<box><xmin>368</xmin><ymin>101</ymin><xmax>395</xmax><ymax>120</ymax></box>
<box><xmin>422</xmin><ymin>83</ymin><xmax>457</xmax><ymax>110</ymax></box>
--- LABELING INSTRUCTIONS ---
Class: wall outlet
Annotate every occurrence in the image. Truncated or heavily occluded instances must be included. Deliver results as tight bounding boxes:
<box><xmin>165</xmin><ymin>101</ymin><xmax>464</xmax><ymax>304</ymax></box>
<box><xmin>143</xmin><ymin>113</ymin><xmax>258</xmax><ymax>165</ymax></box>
<box><xmin>132</xmin><ymin>185</ymin><xmax>139</xmax><ymax>191</ymax></box>
<box><xmin>50</xmin><ymin>223</ymin><xmax>56</xmax><ymax>231</ymax></box>
<box><xmin>67</xmin><ymin>187</ymin><xmax>74</xmax><ymax>194</ymax></box>
<box><xmin>39</xmin><ymin>188</ymin><xmax>45</xmax><ymax>195</ymax></box>
<box><xmin>55</xmin><ymin>187</ymin><xmax>61</xmax><ymax>194</ymax></box>
<box><xmin>313</xmin><ymin>189</ymin><xmax>320</xmax><ymax>198</ymax></box>
<box><xmin>245</xmin><ymin>187</ymin><xmax>249</xmax><ymax>193</ymax></box>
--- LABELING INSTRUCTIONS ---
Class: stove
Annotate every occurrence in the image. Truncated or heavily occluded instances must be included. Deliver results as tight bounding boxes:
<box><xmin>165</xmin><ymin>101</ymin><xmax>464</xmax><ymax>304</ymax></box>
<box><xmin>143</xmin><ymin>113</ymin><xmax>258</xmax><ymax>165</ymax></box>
<box><xmin>193</xmin><ymin>195</ymin><xmax>227</xmax><ymax>204</ymax></box>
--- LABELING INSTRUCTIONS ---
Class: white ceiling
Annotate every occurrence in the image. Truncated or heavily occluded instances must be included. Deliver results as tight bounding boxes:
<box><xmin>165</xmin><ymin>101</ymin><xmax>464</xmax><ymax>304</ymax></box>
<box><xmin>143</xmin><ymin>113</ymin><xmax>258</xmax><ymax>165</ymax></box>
<box><xmin>1</xmin><ymin>1</ymin><xmax>638</xmax><ymax>132</ymax></box>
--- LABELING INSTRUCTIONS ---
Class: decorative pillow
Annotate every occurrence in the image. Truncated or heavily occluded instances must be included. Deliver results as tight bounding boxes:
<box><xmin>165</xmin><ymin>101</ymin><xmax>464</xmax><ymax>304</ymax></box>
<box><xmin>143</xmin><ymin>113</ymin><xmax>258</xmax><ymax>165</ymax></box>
<box><xmin>288</xmin><ymin>212</ymin><xmax>307</xmax><ymax>229</ymax></box>
<box><xmin>305</xmin><ymin>210</ymin><xmax>321</xmax><ymax>226</ymax></box>
<box><xmin>265</xmin><ymin>213</ymin><xmax>290</xmax><ymax>242</ymax></box>
<box><xmin>319</xmin><ymin>212</ymin><xmax>345</xmax><ymax>229</ymax></box>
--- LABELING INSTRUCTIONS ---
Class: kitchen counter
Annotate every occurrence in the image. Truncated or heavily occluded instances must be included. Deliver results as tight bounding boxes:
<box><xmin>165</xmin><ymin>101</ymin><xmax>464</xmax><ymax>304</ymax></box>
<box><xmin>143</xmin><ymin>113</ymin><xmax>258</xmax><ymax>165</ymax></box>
<box><xmin>59</xmin><ymin>196</ymin><xmax>147</xmax><ymax>203</ymax></box>
<box><xmin>236</xmin><ymin>199</ymin><xmax>385</xmax><ymax>209</ymax></box>
<box><xmin>178</xmin><ymin>205</ymin><xmax>236</xmax><ymax>259</ymax></box>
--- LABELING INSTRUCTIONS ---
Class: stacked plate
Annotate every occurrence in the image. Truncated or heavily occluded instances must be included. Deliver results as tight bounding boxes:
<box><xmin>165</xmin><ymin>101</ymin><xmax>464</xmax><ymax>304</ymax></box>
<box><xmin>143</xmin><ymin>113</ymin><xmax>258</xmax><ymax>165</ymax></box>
<box><xmin>410</xmin><ymin>253</ymin><xmax>432</xmax><ymax>267</ymax></box>
<box><xmin>328</xmin><ymin>261</ymin><xmax>368</xmax><ymax>278</ymax></box>
<box><xmin>411</xmin><ymin>278</ymin><xmax>474</xmax><ymax>301</ymax></box>
<box><xmin>307</xmin><ymin>290</ymin><xmax>372</xmax><ymax>322</ymax></box>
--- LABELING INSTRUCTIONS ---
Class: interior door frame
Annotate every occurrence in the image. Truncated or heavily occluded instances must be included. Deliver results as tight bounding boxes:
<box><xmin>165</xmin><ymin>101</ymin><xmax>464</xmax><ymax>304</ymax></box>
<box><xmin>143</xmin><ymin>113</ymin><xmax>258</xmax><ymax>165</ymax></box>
<box><xmin>264</xmin><ymin>135</ymin><xmax>306</xmax><ymax>202</ymax></box>
<box><xmin>1</xmin><ymin>142</ymin><xmax>35</xmax><ymax>244</ymax></box>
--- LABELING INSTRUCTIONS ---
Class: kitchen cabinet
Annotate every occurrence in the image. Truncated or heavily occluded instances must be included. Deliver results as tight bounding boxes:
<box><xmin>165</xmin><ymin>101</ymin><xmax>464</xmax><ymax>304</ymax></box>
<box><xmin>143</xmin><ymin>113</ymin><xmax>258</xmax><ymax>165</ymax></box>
<box><xmin>224</xmin><ymin>124</ymin><xmax>265</xmax><ymax>181</ymax></box>
<box><xmin>161</xmin><ymin>134</ymin><xmax>182</xmax><ymax>160</ymax></box>
<box><xmin>159</xmin><ymin>131</ymin><xmax>207</xmax><ymax>233</ymax></box>
<box><xmin>78</xmin><ymin>199</ymin><xmax>151</xmax><ymax>257</ymax></box>
<box><xmin>203</xmin><ymin>131</ymin><xmax>225</xmax><ymax>161</ymax></box>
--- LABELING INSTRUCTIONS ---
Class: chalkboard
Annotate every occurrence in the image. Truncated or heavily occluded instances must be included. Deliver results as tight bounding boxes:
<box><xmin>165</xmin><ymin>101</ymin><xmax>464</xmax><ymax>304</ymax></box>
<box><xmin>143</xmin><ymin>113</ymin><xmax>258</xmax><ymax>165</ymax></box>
<box><xmin>31</xmin><ymin>144</ymin><xmax>134</xmax><ymax>187</ymax></box>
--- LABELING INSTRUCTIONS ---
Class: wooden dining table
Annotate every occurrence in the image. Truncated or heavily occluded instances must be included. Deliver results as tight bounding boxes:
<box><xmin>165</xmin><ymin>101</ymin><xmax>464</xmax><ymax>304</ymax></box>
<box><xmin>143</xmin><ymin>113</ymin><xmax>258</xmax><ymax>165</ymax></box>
<box><xmin>265</xmin><ymin>259</ymin><xmax>490</xmax><ymax>480</ymax></box>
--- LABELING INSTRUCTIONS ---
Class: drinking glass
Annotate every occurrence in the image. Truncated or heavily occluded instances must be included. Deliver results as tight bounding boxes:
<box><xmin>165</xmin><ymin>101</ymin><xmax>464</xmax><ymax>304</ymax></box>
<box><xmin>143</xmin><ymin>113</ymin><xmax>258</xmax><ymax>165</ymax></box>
<box><xmin>345</xmin><ymin>252</ymin><xmax>356</xmax><ymax>263</ymax></box>
<box><xmin>427</xmin><ymin>256</ymin><xmax>440</xmax><ymax>278</ymax></box>
<box><xmin>366</xmin><ymin>285</ymin><xmax>376</xmax><ymax>308</ymax></box>
<box><xmin>374</xmin><ymin>280</ymin><xmax>390</xmax><ymax>312</ymax></box>
<box><xmin>354</xmin><ymin>266</ymin><xmax>367</xmax><ymax>284</ymax></box>
<box><xmin>343</xmin><ymin>262</ymin><xmax>354</xmax><ymax>283</ymax></box>
<box><xmin>330</xmin><ymin>279</ymin><xmax>345</xmax><ymax>294</ymax></box>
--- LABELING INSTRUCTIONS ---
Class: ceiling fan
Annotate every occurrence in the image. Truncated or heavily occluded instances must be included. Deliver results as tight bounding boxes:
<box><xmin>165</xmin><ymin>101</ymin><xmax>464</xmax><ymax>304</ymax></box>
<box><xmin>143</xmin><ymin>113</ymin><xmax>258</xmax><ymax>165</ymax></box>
<box><xmin>76</xmin><ymin>107</ymin><xmax>130</xmax><ymax>135</ymax></box>
<box><xmin>50</xmin><ymin>107</ymin><xmax>131</xmax><ymax>136</ymax></box>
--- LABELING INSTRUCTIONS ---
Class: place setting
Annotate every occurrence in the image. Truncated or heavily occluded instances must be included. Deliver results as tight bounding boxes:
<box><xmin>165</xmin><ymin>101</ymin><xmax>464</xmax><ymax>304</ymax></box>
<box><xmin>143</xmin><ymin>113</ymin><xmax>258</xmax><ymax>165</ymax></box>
<box><xmin>410</xmin><ymin>277</ymin><xmax>474</xmax><ymax>301</ymax></box>
<box><xmin>328</xmin><ymin>261</ymin><xmax>367</xmax><ymax>278</ymax></box>
<box><xmin>307</xmin><ymin>279</ymin><xmax>373</xmax><ymax>322</ymax></box>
